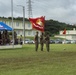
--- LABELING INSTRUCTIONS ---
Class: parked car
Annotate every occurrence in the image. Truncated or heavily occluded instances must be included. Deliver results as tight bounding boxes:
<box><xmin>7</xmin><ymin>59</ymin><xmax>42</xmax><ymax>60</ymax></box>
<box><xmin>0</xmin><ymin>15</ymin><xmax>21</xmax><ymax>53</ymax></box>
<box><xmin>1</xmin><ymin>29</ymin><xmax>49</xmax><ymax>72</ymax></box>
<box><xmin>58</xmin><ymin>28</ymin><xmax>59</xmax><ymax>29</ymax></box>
<box><xmin>55</xmin><ymin>39</ymin><xmax>62</xmax><ymax>44</ymax></box>
<box><xmin>28</xmin><ymin>40</ymin><xmax>35</xmax><ymax>44</ymax></box>
<box><xmin>71</xmin><ymin>40</ymin><xmax>76</xmax><ymax>44</ymax></box>
<box><xmin>62</xmin><ymin>40</ymin><xmax>71</xmax><ymax>44</ymax></box>
<box><xmin>50</xmin><ymin>40</ymin><xmax>55</xmax><ymax>44</ymax></box>
<box><xmin>25</xmin><ymin>39</ymin><xmax>35</xmax><ymax>44</ymax></box>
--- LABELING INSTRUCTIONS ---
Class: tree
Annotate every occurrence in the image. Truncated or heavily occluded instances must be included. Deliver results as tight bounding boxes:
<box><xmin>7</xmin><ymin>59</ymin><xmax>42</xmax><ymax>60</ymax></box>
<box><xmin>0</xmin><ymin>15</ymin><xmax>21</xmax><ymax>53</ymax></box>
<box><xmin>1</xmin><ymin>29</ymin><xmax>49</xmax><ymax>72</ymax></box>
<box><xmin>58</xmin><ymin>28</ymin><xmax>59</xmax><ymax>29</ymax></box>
<box><xmin>44</xmin><ymin>19</ymin><xmax>76</xmax><ymax>36</ymax></box>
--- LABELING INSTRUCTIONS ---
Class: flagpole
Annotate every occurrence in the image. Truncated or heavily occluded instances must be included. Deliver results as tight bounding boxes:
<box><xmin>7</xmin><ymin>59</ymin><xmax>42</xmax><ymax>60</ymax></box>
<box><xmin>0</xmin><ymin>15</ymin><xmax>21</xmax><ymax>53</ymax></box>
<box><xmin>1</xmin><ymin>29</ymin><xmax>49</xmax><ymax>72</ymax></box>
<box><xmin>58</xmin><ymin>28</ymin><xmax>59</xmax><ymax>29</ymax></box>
<box><xmin>11</xmin><ymin>0</ymin><xmax>14</xmax><ymax>48</ymax></box>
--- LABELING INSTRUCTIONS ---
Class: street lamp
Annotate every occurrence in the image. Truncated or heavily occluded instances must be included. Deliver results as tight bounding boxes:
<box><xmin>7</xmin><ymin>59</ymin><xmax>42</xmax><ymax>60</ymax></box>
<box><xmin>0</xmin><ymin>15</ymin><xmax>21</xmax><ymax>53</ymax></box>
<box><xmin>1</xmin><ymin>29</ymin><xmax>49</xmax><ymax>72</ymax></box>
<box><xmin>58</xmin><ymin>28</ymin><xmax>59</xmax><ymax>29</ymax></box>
<box><xmin>17</xmin><ymin>5</ymin><xmax>25</xmax><ymax>44</ymax></box>
<box><xmin>11</xmin><ymin>0</ymin><xmax>14</xmax><ymax>48</ymax></box>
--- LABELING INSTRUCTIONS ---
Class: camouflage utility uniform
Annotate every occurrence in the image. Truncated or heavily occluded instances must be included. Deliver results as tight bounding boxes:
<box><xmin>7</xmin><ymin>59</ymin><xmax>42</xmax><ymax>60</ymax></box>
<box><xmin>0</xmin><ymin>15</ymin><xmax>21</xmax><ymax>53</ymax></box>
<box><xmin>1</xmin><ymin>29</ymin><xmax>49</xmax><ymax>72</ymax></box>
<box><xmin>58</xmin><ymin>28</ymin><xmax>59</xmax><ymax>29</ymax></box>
<box><xmin>34</xmin><ymin>32</ymin><xmax>39</xmax><ymax>51</ymax></box>
<box><xmin>45</xmin><ymin>34</ymin><xmax>50</xmax><ymax>52</ymax></box>
<box><xmin>40</xmin><ymin>32</ymin><xmax>44</xmax><ymax>51</ymax></box>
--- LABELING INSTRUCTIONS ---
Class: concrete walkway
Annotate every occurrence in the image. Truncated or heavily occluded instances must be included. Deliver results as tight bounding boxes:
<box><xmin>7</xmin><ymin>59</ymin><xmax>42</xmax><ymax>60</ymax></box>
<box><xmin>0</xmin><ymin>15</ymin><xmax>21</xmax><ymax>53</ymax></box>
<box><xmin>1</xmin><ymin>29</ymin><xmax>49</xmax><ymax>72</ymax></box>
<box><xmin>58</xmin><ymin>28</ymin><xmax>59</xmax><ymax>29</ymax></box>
<box><xmin>0</xmin><ymin>45</ymin><xmax>22</xmax><ymax>49</ymax></box>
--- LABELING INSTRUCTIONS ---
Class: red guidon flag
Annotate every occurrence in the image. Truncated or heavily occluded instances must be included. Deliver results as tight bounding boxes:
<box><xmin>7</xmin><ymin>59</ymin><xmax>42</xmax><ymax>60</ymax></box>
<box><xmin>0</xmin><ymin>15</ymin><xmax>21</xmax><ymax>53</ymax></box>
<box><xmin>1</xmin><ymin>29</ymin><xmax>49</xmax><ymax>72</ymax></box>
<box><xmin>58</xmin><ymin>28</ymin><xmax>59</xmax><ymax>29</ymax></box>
<box><xmin>29</xmin><ymin>16</ymin><xmax>45</xmax><ymax>32</ymax></box>
<box><xmin>63</xmin><ymin>29</ymin><xmax>66</xmax><ymax>34</ymax></box>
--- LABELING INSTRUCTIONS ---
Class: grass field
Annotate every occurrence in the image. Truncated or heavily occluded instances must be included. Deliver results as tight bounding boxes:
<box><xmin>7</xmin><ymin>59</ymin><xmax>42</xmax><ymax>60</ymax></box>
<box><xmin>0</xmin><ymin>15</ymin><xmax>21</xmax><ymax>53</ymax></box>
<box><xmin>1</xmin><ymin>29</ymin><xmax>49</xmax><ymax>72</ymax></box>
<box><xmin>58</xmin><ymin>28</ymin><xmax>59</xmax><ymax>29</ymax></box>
<box><xmin>0</xmin><ymin>44</ymin><xmax>76</xmax><ymax>75</ymax></box>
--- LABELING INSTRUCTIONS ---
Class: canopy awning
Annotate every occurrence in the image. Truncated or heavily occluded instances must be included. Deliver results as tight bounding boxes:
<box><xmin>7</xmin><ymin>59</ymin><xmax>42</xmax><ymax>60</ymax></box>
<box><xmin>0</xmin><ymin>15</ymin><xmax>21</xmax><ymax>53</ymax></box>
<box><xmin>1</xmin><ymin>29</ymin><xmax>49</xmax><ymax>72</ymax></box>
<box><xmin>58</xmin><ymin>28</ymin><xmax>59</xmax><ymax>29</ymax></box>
<box><xmin>0</xmin><ymin>22</ymin><xmax>13</xmax><ymax>31</ymax></box>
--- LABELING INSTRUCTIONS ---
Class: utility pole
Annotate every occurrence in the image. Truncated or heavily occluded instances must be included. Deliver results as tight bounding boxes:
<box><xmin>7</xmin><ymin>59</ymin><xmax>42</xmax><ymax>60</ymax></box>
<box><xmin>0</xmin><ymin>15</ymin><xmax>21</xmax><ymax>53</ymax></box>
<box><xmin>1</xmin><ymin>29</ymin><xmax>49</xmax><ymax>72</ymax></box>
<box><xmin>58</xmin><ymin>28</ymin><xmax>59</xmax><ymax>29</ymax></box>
<box><xmin>11</xmin><ymin>0</ymin><xmax>14</xmax><ymax>48</ymax></box>
<box><xmin>17</xmin><ymin>5</ymin><xmax>25</xmax><ymax>44</ymax></box>
<box><xmin>23</xmin><ymin>6</ymin><xmax>25</xmax><ymax>44</ymax></box>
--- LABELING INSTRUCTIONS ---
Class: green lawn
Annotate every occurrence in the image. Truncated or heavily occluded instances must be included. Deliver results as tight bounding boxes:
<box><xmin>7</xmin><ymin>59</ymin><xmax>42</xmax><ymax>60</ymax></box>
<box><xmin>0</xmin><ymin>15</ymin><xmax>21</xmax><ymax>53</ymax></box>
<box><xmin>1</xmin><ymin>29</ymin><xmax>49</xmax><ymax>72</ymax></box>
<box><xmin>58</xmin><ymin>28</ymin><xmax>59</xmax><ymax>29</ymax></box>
<box><xmin>0</xmin><ymin>44</ymin><xmax>76</xmax><ymax>75</ymax></box>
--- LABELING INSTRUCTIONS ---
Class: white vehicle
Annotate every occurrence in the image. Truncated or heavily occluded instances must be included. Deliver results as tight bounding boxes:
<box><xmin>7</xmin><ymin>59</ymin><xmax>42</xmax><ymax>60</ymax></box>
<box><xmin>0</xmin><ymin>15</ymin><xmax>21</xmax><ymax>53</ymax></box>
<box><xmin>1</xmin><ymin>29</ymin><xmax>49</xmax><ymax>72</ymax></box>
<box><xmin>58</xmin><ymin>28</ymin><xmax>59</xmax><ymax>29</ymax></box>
<box><xmin>62</xmin><ymin>40</ymin><xmax>71</xmax><ymax>44</ymax></box>
<box><xmin>28</xmin><ymin>40</ymin><xmax>35</xmax><ymax>44</ymax></box>
<box><xmin>25</xmin><ymin>39</ymin><xmax>30</xmax><ymax>43</ymax></box>
<box><xmin>71</xmin><ymin>40</ymin><xmax>76</xmax><ymax>44</ymax></box>
<box><xmin>25</xmin><ymin>39</ymin><xmax>35</xmax><ymax>44</ymax></box>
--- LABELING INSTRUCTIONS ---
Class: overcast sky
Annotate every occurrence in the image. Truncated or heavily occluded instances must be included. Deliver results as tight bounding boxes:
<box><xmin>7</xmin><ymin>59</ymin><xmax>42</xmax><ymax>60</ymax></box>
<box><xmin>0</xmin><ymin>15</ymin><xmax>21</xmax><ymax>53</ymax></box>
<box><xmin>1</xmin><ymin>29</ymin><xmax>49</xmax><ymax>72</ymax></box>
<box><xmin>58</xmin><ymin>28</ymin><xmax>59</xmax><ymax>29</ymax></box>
<box><xmin>0</xmin><ymin>0</ymin><xmax>76</xmax><ymax>24</ymax></box>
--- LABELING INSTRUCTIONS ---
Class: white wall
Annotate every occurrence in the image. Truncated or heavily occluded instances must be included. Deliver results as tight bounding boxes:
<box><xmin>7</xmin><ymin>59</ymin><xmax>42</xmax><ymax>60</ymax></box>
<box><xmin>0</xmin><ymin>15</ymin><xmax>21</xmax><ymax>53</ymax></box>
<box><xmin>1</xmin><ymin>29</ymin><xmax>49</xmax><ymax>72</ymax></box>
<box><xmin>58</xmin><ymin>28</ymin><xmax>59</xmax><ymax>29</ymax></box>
<box><xmin>60</xmin><ymin>28</ymin><xmax>76</xmax><ymax>35</ymax></box>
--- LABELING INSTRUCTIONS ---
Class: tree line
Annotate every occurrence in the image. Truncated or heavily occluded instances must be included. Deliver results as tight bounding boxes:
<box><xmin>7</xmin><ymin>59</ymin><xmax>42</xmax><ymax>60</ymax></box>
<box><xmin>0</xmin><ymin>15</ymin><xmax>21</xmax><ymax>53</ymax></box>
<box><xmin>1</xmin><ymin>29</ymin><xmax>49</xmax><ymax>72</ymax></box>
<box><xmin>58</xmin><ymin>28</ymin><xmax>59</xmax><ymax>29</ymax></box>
<box><xmin>44</xmin><ymin>19</ymin><xmax>76</xmax><ymax>36</ymax></box>
<box><xmin>0</xmin><ymin>17</ymin><xmax>76</xmax><ymax>36</ymax></box>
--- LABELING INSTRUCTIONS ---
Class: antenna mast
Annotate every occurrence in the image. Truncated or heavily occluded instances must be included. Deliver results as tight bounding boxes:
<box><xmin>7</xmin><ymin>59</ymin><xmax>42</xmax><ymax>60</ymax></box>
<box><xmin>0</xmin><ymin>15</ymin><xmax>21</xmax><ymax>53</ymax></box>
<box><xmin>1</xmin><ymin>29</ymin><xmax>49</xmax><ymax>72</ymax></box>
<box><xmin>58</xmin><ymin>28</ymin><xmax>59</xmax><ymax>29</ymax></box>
<box><xmin>27</xmin><ymin>0</ymin><xmax>33</xmax><ymax>18</ymax></box>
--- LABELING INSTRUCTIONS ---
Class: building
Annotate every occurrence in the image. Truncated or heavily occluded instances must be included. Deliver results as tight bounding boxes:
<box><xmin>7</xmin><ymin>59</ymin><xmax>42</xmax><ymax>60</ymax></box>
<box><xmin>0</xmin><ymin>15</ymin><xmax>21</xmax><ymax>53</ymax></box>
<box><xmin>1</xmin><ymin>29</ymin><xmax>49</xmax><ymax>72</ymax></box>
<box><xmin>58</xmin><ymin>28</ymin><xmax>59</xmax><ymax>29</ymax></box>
<box><xmin>55</xmin><ymin>28</ymin><xmax>76</xmax><ymax>40</ymax></box>
<box><xmin>0</xmin><ymin>17</ymin><xmax>40</xmax><ymax>37</ymax></box>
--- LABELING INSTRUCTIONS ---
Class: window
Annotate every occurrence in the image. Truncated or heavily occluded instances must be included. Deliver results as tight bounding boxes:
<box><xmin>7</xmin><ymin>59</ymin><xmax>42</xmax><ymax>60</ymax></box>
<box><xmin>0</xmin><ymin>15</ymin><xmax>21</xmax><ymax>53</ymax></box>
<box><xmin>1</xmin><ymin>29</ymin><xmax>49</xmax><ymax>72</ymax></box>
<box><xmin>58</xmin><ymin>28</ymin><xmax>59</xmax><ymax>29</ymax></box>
<box><xmin>16</xmin><ymin>22</ymin><xmax>19</xmax><ymax>27</ymax></box>
<box><xmin>28</xmin><ymin>31</ymin><xmax>31</xmax><ymax>35</ymax></box>
<box><xmin>33</xmin><ymin>31</ymin><xmax>35</xmax><ymax>35</ymax></box>
<box><xmin>28</xmin><ymin>24</ymin><xmax>30</xmax><ymax>28</ymax></box>
<box><xmin>9</xmin><ymin>22</ymin><xmax>12</xmax><ymax>26</ymax></box>
<box><xmin>16</xmin><ymin>31</ymin><xmax>20</xmax><ymax>35</ymax></box>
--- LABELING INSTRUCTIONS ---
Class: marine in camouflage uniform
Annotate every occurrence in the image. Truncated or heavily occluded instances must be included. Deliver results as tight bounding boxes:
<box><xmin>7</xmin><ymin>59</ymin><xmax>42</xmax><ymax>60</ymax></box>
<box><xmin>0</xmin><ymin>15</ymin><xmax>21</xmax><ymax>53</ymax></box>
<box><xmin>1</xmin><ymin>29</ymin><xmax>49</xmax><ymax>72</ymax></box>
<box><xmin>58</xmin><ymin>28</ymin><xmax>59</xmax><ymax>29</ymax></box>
<box><xmin>20</xmin><ymin>35</ymin><xmax>23</xmax><ymax>45</ymax></box>
<box><xmin>45</xmin><ymin>34</ymin><xmax>50</xmax><ymax>52</ymax></box>
<box><xmin>34</xmin><ymin>31</ymin><xmax>39</xmax><ymax>51</ymax></box>
<box><xmin>40</xmin><ymin>32</ymin><xmax>44</xmax><ymax>51</ymax></box>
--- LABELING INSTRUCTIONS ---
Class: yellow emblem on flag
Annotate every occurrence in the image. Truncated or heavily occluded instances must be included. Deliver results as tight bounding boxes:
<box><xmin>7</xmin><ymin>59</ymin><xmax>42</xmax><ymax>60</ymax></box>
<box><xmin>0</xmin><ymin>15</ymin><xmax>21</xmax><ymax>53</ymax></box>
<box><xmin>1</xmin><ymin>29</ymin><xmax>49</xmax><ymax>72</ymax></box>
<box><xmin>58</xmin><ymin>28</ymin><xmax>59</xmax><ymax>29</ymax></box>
<box><xmin>36</xmin><ymin>19</ymin><xmax>43</xmax><ymax>26</ymax></box>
